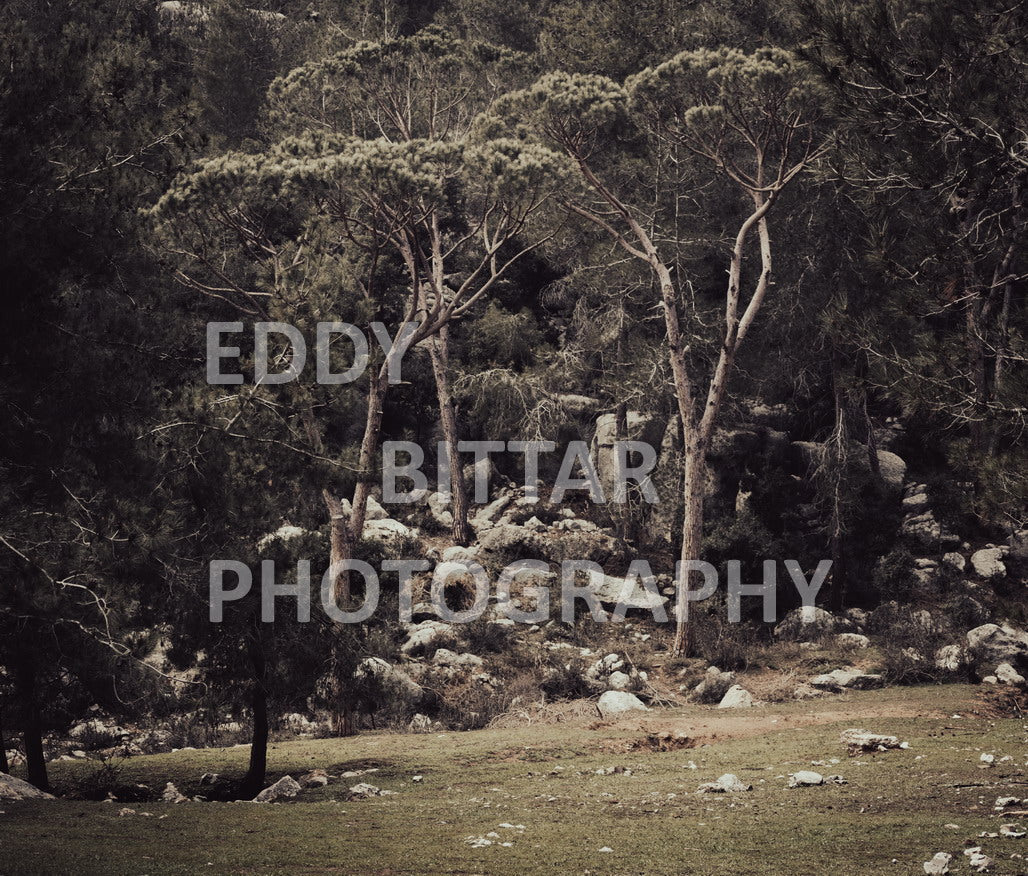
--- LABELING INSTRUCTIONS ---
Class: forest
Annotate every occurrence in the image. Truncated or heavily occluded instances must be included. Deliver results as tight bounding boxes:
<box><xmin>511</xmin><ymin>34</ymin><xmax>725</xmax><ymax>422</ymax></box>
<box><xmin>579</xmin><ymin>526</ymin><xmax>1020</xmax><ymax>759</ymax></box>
<box><xmin>0</xmin><ymin>1</ymin><xmax>1026</xmax><ymax>873</ymax></box>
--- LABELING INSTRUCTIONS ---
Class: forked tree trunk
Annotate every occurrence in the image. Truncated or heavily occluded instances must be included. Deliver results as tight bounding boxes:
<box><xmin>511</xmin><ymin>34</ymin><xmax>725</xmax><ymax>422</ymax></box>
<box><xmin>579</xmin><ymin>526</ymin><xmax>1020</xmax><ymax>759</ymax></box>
<box><xmin>428</xmin><ymin>324</ymin><xmax>472</xmax><ymax>546</ymax></box>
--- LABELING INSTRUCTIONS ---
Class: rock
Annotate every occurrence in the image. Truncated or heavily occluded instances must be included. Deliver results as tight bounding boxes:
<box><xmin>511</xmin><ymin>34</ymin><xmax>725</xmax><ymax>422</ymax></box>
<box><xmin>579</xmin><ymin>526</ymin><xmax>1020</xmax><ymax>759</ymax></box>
<box><xmin>355</xmin><ymin>656</ymin><xmax>424</xmax><ymax>700</ymax></box>
<box><xmin>597</xmin><ymin>691</ymin><xmax>649</xmax><ymax>719</ymax></box>
<box><xmin>254</xmin><ymin>775</ymin><xmax>301</xmax><ymax>803</ymax></box>
<box><xmin>810</xmin><ymin>668</ymin><xmax>883</xmax><ymax>692</ymax></box>
<box><xmin>408</xmin><ymin>713</ymin><xmax>436</xmax><ymax>733</ymax></box>
<box><xmin>697</xmin><ymin>773</ymin><xmax>752</xmax><ymax>793</ymax></box>
<box><xmin>773</xmin><ymin>606</ymin><xmax>836</xmax><ymax>641</ymax></box>
<box><xmin>876</xmin><ymin>450</ymin><xmax>907</xmax><ymax>487</ymax></box>
<box><xmin>835</xmin><ymin>633</ymin><xmax>870</xmax><ymax>649</ymax></box>
<box><xmin>923</xmin><ymin>852</ymin><xmax>952</xmax><ymax>875</ymax></box>
<box><xmin>717</xmin><ymin>685</ymin><xmax>755</xmax><ymax>709</ymax></box>
<box><xmin>788</xmin><ymin>771</ymin><xmax>824</xmax><ymax>787</ymax></box>
<box><xmin>967</xmin><ymin>850</ymin><xmax>993</xmax><ymax>872</ymax></box>
<box><xmin>162</xmin><ymin>782</ymin><xmax>188</xmax><ymax>803</ymax></box>
<box><xmin>691</xmin><ymin>666</ymin><xmax>736</xmax><ymax>704</ymax></box>
<box><xmin>934</xmin><ymin>645</ymin><xmax>964</xmax><ymax>672</ymax></box>
<box><xmin>607</xmin><ymin>670</ymin><xmax>632</xmax><ymax>691</ymax></box>
<box><xmin>840</xmin><ymin>729</ymin><xmax>906</xmax><ymax>753</ymax></box>
<box><xmin>942</xmin><ymin>552</ymin><xmax>966</xmax><ymax>572</ymax></box>
<box><xmin>0</xmin><ymin>773</ymin><xmax>54</xmax><ymax>801</ymax></box>
<box><xmin>902</xmin><ymin>511</ymin><xmax>942</xmax><ymax>546</ymax></box>
<box><xmin>471</xmin><ymin>495</ymin><xmax>513</xmax><ymax>530</ymax></box>
<box><xmin>427</xmin><ymin>491</ymin><xmax>454</xmax><ymax>529</ymax></box>
<box><xmin>256</xmin><ymin>524</ymin><xmax>310</xmax><ymax>549</ymax></box>
<box><xmin>363</xmin><ymin>518</ymin><xmax>415</xmax><ymax>543</ymax></box>
<box><xmin>348</xmin><ymin>782</ymin><xmax>381</xmax><ymax>798</ymax></box>
<box><xmin>902</xmin><ymin>491</ymin><xmax>930</xmax><ymax>512</ymax></box>
<box><xmin>1000</xmin><ymin>824</ymin><xmax>1026</xmax><ymax>838</ymax></box>
<box><xmin>400</xmin><ymin>621</ymin><xmax>453</xmax><ymax>656</ymax></box>
<box><xmin>441</xmin><ymin>545</ymin><xmax>479</xmax><ymax>564</ymax></box>
<box><xmin>431</xmin><ymin>648</ymin><xmax>485</xmax><ymax>671</ymax></box>
<box><xmin>970</xmin><ymin>547</ymin><xmax>1006</xmax><ymax>579</ymax></box>
<box><xmin>298</xmin><ymin>770</ymin><xmax>330</xmax><ymax>788</ymax></box>
<box><xmin>966</xmin><ymin>623</ymin><xmax>1028</xmax><ymax>670</ymax></box>
<box><xmin>793</xmin><ymin>683</ymin><xmax>823</xmax><ymax>700</ymax></box>
<box><xmin>476</xmin><ymin>522</ymin><xmax>543</xmax><ymax>557</ymax></box>
<box><xmin>588</xmin><ymin>572</ymin><xmax>667</xmax><ymax>613</ymax></box>
<box><xmin>364</xmin><ymin>495</ymin><xmax>389</xmax><ymax>520</ymax></box>
<box><xmin>995</xmin><ymin>662</ymin><xmax>1026</xmax><ymax>685</ymax></box>
<box><xmin>590</xmin><ymin>411</ymin><xmax>661</xmax><ymax>498</ymax></box>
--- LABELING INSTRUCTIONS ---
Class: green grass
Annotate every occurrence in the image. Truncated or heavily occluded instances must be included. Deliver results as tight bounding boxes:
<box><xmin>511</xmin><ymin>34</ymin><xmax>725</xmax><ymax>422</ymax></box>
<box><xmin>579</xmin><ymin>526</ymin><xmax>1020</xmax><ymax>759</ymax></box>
<box><xmin>2</xmin><ymin>685</ymin><xmax>1027</xmax><ymax>875</ymax></box>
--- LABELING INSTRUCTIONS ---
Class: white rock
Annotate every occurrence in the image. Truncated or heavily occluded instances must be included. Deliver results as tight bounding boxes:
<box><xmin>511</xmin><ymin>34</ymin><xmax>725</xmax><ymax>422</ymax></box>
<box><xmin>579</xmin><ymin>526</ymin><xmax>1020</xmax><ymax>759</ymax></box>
<box><xmin>597</xmin><ymin>691</ymin><xmax>649</xmax><ymax>719</ymax></box>
<box><xmin>923</xmin><ymin>852</ymin><xmax>952</xmax><ymax>874</ymax></box>
<box><xmin>995</xmin><ymin>662</ymin><xmax>1026</xmax><ymax>685</ymax></box>
<box><xmin>348</xmin><ymin>783</ymin><xmax>381</xmax><ymax>798</ymax></box>
<box><xmin>971</xmin><ymin>547</ymin><xmax>1006</xmax><ymax>579</ymax></box>
<box><xmin>934</xmin><ymin>645</ymin><xmax>963</xmax><ymax>672</ymax></box>
<box><xmin>253</xmin><ymin>775</ymin><xmax>301</xmax><ymax>803</ymax></box>
<box><xmin>840</xmin><ymin>729</ymin><xmax>905</xmax><ymax>752</ymax></box>
<box><xmin>942</xmin><ymin>552</ymin><xmax>966</xmax><ymax>572</ymax></box>
<box><xmin>363</xmin><ymin>518</ymin><xmax>415</xmax><ymax>543</ymax></box>
<box><xmin>0</xmin><ymin>773</ymin><xmax>54</xmax><ymax>801</ymax></box>
<box><xmin>717</xmin><ymin>685</ymin><xmax>755</xmax><ymax>709</ymax></box>
<box><xmin>162</xmin><ymin>782</ymin><xmax>188</xmax><ymax>803</ymax></box>
<box><xmin>788</xmin><ymin>771</ymin><xmax>824</xmax><ymax>787</ymax></box>
<box><xmin>607</xmin><ymin>671</ymin><xmax>632</xmax><ymax>691</ymax></box>
<box><xmin>835</xmin><ymin>633</ymin><xmax>870</xmax><ymax>648</ymax></box>
<box><xmin>697</xmin><ymin>773</ymin><xmax>752</xmax><ymax>793</ymax></box>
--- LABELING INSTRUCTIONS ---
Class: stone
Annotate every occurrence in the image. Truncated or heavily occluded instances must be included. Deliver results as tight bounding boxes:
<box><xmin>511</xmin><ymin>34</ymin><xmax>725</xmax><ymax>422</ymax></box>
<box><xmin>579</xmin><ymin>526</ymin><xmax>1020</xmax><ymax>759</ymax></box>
<box><xmin>299</xmin><ymin>770</ymin><xmax>330</xmax><ymax>788</ymax></box>
<box><xmin>363</xmin><ymin>518</ymin><xmax>415</xmax><ymax>543</ymax></box>
<box><xmin>364</xmin><ymin>495</ymin><xmax>389</xmax><ymax>520</ymax></box>
<box><xmin>717</xmin><ymin>685</ymin><xmax>755</xmax><ymax>709</ymax></box>
<box><xmin>426</xmin><ymin>491</ymin><xmax>454</xmax><ymax>529</ymax></box>
<box><xmin>970</xmin><ymin>547</ymin><xmax>1006</xmax><ymax>579</ymax></box>
<box><xmin>836</xmin><ymin>633</ymin><xmax>870</xmax><ymax>649</ymax></box>
<box><xmin>408</xmin><ymin>713</ymin><xmax>435</xmax><ymax>733</ymax></box>
<box><xmin>256</xmin><ymin>524</ymin><xmax>310</xmax><ymax>549</ymax></box>
<box><xmin>691</xmin><ymin>666</ymin><xmax>735</xmax><ymax>704</ymax></box>
<box><xmin>810</xmin><ymin>668</ymin><xmax>883</xmax><ymax>692</ymax></box>
<box><xmin>597</xmin><ymin>691</ymin><xmax>649</xmax><ymax>719</ymax></box>
<box><xmin>697</xmin><ymin>773</ymin><xmax>752</xmax><ymax>793</ymax></box>
<box><xmin>471</xmin><ymin>495</ymin><xmax>513</xmax><ymax>530</ymax></box>
<box><xmin>840</xmin><ymin>729</ymin><xmax>906</xmax><ymax>753</ymax></box>
<box><xmin>355</xmin><ymin>656</ymin><xmax>424</xmax><ymax>700</ymax></box>
<box><xmin>607</xmin><ymin>671</ymin><xmax>632</xmax><ymax>691</ymax></box>
<box><xmin>995</xmin><ymin>662</ymin><xmax>1026</xmax><ymax>685</ymax></box>
<box><xmin>966</xmin><ymin>623</ymin><xmax>1028</xmax><ymax>669</ymax></box>
<box><xmin>431</xmin><ymin>648</ymin><xmax>485</xmax><ymax>671</ymax></box>
<box><xmin>788</xmin><ymin>771</ymin><xmax>824</xmax><ymax>787</ymax></box>
<box><xmin>347</xmin><ymin>783</ymin><xmax>381</xmax><ymax>798</ymax></box>
<box><xmin>934</xmin><ymin>645</ymin><xmax>964</xmax><ymax>672</ymax></box>
<box><xmin>773</xmin><ymin>606</ymin><xmax>836</xmax><ymax>641</ymax></box>
<box><xmin>253</xmin><ymin>775</ymin><xmax>301</xmax><ymax>803</ymax></box>
<box><xmin>162</xmin><ymin>782</ymin><xmax>188</xmax><ymax>803</ymax></box>
<box><xmin>441</xmin><ymin>545</ymin><xmax>479</xmax><ymax>564</ymax></box>
<box><xmin>902</xmin><ymin>491</ymin><xmax>930</xmax><ymax>512</ymax></box>
<box><xmin>902</xmin><ymin>511</ymin><xmax>942</xmax><ymax>546</ymax></box>
<box><xmin>400</xmin><ymin>621</ymin><xmax>453</xmax><ymax>656</ymax></box>
<box><xmin>0</xmin><ymin>773</ymin><xmax>54</xmax><ymax>801</ymax></box>
<box><xmin>942</xmin><ymin>552</ymin><xmax>966</xmax><ymax>572</ymax></box>
<box><xmin>588</xmin><ymin>572</ymin><xmax>667</xmax><ymax>613</ymax></box>
<box><xmin>923</xmin><ymin>852</ymin><xmax>952</xmax><ymax>875</ymax></box>
<box><xmin>793</xmin><ymin>683</ymin><xmax>823</xmax><ymax>700</ymax></box>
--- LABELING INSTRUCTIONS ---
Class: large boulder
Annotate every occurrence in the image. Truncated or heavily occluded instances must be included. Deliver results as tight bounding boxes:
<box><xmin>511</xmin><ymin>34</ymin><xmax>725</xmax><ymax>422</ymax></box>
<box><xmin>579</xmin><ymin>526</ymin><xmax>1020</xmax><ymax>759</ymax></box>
<box><xmin>774</xmin><ymin>606</ymin><xmax>836</xmax><ymax>641</ymax></box>
<box><xmin>810</xmin><ymin>668</ymin><xmax>884</xmax><ymax>692</ymax></box>
<box><xmin>400</xmin><ymin>621</ymin><xmax>453</xmax><ymax>656</ymax></box>
<box><xmin>597</xmin><ymin>690</ymin><xmax>649</xmax><ymax>719</ymax></box>
<box><xmin>589</xmin><ymin>572</ymin><xmax>667</xmax><ymax>613</ymax></box>
<box><xmin>691</xmin><ymin>666</ymin><xmax>736</xmax><ymax>704</ymax></box>
<box><xmin>363</xmin><ymin>518</ymin><xmax>415</xmax><ymax>544</ymax></box>
<box><xmin>589</xmin><ymin>411</ymin><xmax>663</xmax><ymax>499</ymax></box>
<box><xmin>0</xmin><ymin>772</ymin><xmax>54</xmax><ymax>801</ymax></box>
<box><xmin>966</xmin><ymin>623</ymin><xmax>1028</xmax><ymax>672</ymax></box>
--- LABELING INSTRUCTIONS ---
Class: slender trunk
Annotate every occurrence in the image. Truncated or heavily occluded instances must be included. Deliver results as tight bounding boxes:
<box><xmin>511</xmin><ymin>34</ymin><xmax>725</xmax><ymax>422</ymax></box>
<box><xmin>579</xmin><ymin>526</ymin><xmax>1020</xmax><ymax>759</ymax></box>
<box><xmin>0</xmin><ymin>701</ymin><xmax>9</xmax><ymax>774</ymax></box>
<box><xmin>239</xmin><ymin>640</ymin><xmax>269</xmax><ymax>800</ymax></box>
<box><xmin>14</xmin><ymin>660</ymin><xmax>48</xmax><ymax>792</ymax></box>
<box><xmin>673</xmin><ymin>448</ymin><xmax>706</xmax><ymax>656</ymax></box>
<box><xmin>829</xmin><ymin>344</ymin><xmax>848</xmax><ymax>610</ymax></box>
<box><xmin>428</xmin><ymin>324</ymin><xmax>472</xmax><ymax>545</ymax></box>
<box><xmin>324</xmin><ymin>366</ymin><xmax>391</xmax><ymax>603</ymax></box>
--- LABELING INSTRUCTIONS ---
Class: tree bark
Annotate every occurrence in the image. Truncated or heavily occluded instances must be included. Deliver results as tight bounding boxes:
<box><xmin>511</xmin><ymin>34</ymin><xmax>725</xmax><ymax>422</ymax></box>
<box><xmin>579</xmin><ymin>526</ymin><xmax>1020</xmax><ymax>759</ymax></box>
<box><xmin>238</xmin><ymin>639</ymin><xmax>269</xmax><ymax>800</ymax></box>
<box><xmin>673</xmin><ymin>447</ymin><xmax>707</xmax><ymax>656</ymax></box>
<box><xmin>14</xmin><ymin>660</ymin><xmax>48</xmax><ymax>792</ymax></box>
<box><xmin>0</xmin><ymin>700</ymin><xmax>9</xmax><ymax>774</ymax></box>
<box><xmin>428</xmin><ymin>324</ymin><xmax>472</xmax><ymax>545</ymax></box>
<box><xmin>322</xmin><ymin>489</ymin><xmax>353</xmax><ymax>606</ymax></box>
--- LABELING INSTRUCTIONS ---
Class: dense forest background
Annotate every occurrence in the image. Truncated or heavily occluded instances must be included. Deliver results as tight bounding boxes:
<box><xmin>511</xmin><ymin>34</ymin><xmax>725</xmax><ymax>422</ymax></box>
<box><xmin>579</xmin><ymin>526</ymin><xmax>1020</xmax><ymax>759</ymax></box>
<box><xmin>1</xmin><ymin>0</ymin><xmax>1025</xmax><ymax>796</ymax></box>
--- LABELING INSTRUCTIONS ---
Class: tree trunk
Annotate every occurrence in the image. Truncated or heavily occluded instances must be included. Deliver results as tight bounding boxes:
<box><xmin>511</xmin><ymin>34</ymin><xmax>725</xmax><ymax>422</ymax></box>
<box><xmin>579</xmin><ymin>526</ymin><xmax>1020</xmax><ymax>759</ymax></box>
<box><xmin>829</xmin><ymin>344</ymin><xmax>848</xmax><ymax>610</ymax></box>
<box><xmin>238</xmin><ymin>640</ymin><xmax>269</xmax><ymax>800</ymax></box>
<box><xmin>672</xmin><ymin>447</ymin><xmax>706</xmax><ymax>656</ymax></box>
<box><xmin>0</xmin><ymin>700</ymin><xmax>9</xmax><ymax>774</ymax></box>
<box><xmin>14</xmin><ymin>661</ymin><xmax>48</xmax><ymax>792</ymax></box>
<box><xmin>428</xmin><ymin>324</ymin><xmax>472</xmax><ymax>545</ymax></box>
<box><xmin>323</xmin><ymin>489</ymin><xmax>353</xmax><ymax>606</ymax></box>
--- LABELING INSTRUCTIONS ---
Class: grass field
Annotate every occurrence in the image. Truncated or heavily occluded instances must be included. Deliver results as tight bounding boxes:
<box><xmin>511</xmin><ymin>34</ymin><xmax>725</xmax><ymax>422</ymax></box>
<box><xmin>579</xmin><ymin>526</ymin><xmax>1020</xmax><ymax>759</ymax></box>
<box><xmin>2</xmin><ymin>685</ymin><xmax>1027</xmax><ymax>875</ymax></box>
